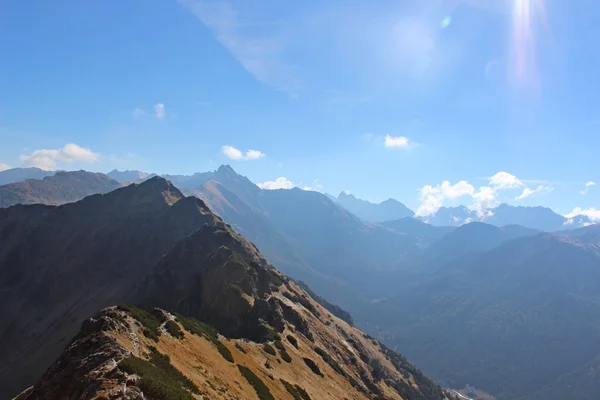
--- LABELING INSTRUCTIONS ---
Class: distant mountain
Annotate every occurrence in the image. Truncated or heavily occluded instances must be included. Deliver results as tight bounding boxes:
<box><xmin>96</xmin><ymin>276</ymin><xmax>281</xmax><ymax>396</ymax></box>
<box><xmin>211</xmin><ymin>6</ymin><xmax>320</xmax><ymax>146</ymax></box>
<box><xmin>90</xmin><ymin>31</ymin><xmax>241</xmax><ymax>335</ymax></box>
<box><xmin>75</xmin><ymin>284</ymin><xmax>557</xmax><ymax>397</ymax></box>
<box><xmin>0</xmin><ymin>167</ymin><xmax>54</xmax><ymax>185</ymax></box>
<box><xmin>3</xmin><ymin>177</ymin><xmax>450</xmax><ymax>400</ymax></box>
<box><xmin>423</xmin><ymin>203</ymin><xmax>591</xmax><ymax>231</ymax></box>
<box><xmin>381</xmin><ymin>217</ymin><xmax>455</xmax><ymax>246</ymax></box>
<box><xmin>425</xmin><ymin>222</ymin><xmax>540</xmax><ymax>265</ymax></box>
<box><xmin>107</xmin><ymin>169</ymin><xmax>155</xmax><ymax>182</ymax></box>
<box><xmin>331</xmin><ymin>191</ymin><xmax>414</xmax><ymax>222</ymax></box>
<box><xmin>485</xmin><ymin>203</ymin><xmax>568</xmax><ymax>231</ymax></box>
<box><xmin>0</xmin><ymin>170</ymin><xmax>121</xmax><ymax>207</ymax></box>
<box><xmin>562</xmin><ymin>224</ymin><xmax>600</xmax><ymax>244</ymax></box>
<box><xmin>366</xmin><ymin>233</ymin><xmax>600</xmax><ymax>400</ymax></box>
<box><xmin>421</xmin><ymin>205</ymin><xmax>474</xmax><ymax>226</ymax></box>
<box><xmin>180</xmin><ymin>166</ymin><xmax>421</xmax><ymax>309</ymax></box>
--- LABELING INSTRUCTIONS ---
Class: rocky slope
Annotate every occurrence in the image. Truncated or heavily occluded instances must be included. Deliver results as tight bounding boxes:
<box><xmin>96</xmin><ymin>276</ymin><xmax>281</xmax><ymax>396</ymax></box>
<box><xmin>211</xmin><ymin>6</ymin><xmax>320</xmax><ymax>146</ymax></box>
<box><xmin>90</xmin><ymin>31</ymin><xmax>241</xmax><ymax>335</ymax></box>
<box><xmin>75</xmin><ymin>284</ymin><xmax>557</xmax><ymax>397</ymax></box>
<box><xmin>15</xmin><ymin>294</ymin><xmax>453</xmax><ymax>400</ymax></box>
<box><xmin>0</xmin><ymin>170</ymin><xmax>121</xmax><ymax>207</ymax></box>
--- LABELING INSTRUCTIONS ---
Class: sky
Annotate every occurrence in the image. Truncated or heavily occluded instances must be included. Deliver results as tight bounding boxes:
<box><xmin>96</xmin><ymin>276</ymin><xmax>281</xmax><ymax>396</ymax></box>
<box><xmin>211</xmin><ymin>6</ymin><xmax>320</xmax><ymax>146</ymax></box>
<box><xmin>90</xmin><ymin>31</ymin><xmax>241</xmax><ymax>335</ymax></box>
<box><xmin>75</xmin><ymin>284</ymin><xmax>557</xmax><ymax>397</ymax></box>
<box><xmin>1</xmin><ymin>0</ymin><xmax>599</xmax><ymax>219</ymax></box>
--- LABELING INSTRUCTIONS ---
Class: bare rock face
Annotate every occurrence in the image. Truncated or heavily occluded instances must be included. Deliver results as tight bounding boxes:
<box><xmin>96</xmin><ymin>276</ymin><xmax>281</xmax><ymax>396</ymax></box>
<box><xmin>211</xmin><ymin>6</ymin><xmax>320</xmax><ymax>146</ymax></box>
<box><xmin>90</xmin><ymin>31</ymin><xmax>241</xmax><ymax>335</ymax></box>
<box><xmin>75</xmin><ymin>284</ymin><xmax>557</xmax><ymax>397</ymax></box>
<box><xmin>15</xmin><ymin>308</ymin><xmax>133</xmax><ymax>400</ymax></box>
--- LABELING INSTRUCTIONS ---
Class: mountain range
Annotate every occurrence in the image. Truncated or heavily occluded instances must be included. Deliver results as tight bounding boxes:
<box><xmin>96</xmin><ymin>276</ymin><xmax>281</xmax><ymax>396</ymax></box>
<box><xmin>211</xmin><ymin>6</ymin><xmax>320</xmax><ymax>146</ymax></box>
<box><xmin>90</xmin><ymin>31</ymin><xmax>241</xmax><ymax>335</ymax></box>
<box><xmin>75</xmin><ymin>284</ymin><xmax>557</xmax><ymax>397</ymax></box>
<box><xmin>2</xmin><ymin>177</ymin><xmax>452</xmax><ymax>400</ymax></box>
<box><xmin>329</xmin><ymin>191</ymin><xmax>415</xmax><ymax>222</ymax></box>
<box><xmin>2</xmin><ymin>165</ymin><xmax>600</xmax><ymax>399</ymax></box>
<box><xmin>1</xmin><ymin>166</ymin><xmax>593</xmax><ymax>230</ymax></box>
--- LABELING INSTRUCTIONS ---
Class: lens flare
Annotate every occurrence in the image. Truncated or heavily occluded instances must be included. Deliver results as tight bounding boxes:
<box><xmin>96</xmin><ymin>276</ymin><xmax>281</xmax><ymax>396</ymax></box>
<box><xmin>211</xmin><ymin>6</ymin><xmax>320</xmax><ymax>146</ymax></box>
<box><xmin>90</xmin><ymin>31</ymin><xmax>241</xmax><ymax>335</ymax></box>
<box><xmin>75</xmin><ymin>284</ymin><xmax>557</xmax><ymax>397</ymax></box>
<box><xmin>511</xmin><ymin>0</ymin><xmax>547</xmax><ymax>87</ymax></box>
<box><xmin>441</xmin><ymin>16</ymin><xmax>453</xmax><ymax>29</ymax></box>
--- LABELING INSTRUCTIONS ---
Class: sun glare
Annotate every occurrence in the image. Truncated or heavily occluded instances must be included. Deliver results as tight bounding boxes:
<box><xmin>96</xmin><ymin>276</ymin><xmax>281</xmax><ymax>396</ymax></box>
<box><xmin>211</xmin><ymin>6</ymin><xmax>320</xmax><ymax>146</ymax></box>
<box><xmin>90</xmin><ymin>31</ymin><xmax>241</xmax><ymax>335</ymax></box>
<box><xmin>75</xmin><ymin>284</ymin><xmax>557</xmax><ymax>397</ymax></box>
<box><xmin>511</xmin><ymin>0</ymin><xmax>546</xmax><ymax>87</ymax></box>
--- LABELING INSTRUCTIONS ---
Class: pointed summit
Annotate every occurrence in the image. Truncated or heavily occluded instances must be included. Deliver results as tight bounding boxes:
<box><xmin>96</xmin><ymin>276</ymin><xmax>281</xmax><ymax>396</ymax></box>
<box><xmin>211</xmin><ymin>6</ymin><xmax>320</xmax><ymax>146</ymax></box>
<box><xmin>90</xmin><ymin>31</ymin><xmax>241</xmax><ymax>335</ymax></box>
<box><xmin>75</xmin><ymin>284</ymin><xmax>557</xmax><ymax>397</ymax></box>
<box><xmin>217</xmin><ymin>164</ymin><xmax>236</xmax><ymax>176</ymax></box>
<box><xmin>338</xmin><ymin>191</ymin><xmax>355</xmax><ymax>199</ymax></box>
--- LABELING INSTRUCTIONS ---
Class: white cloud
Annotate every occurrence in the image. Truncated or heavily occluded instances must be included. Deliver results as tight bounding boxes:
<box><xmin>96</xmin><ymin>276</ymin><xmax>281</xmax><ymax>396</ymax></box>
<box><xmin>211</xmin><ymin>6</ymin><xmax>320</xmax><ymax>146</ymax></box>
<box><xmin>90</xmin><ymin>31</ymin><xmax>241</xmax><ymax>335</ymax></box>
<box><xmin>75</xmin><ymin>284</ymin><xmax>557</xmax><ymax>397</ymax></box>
<box><xmin>471</xmin><ymin>186</ymin><xmax>496</xmax><ymax>216</ymax></box>
<box><xmin>384</xmin><ymin>134</ymin><xmax>418</xmax><ymax>149</ymax></box>
<box><xmin>257</xmin><ymin>177</ymin><xmax>295</xmax><ymax>190</ymax></box>
<box><xmin>221</xmin><ymin>145</ymin><xmax>265</xmax><ymax>161</ymax></box>
<box><xmin>565</xmin><ymin>207</ymin><xmax>600</xmax><ymax>223</ymax></box>
<box><xmin>19</xmin><ymin>143</ymin><xmax>99</xmax><ymax>171</ymax></box>
<box><xmin>302</xmin><ymin>179</ymin><xmax>323</xmax><ymax>192</ymax></box>
<box><xmin>580</xmin><ymin>181</ymin><xmax>596</xmax><ymax>195</ymax></box>
<box><xmin>415</xmin><ymin>180</ymin><xmax>474</xmax><ymax>217</ymax></box>
<box><xmin>516</xmin><ymin>185</ymin><xmax>553</xmax><ymax>200</ymax></box>
<box><xmin>416</xmin><ymin>172</ymin><xmax>548</xmax><ymax>217</ymax></box>
<box><xmin>441</xmin><ymin>180</ymin><xmax>474</xmax><ymax>198</ymax></box>
<box><xmin>489</xmin><ymin>171</ymin><xmax>524</xmax><ymax>189</ymax></box>
<box><xmin>0</xmin><ymin>162</ymin><xmax>10</xmax><ymax>172</ymax></box>
<box><xmin>154</xmin><ymin>103</ymin><xmax>166</xmax><ymax>119</ymax></box>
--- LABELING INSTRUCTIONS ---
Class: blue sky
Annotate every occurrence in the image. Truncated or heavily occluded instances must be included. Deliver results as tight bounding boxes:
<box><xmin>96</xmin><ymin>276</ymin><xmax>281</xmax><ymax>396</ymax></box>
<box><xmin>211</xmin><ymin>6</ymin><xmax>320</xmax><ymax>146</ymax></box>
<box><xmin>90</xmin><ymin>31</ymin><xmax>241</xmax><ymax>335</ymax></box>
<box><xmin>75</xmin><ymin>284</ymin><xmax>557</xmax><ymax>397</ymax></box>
<box><xmin>1</xmin><ymin>0</ymin><xmax>599</xmax><ymax>219</ymax></box>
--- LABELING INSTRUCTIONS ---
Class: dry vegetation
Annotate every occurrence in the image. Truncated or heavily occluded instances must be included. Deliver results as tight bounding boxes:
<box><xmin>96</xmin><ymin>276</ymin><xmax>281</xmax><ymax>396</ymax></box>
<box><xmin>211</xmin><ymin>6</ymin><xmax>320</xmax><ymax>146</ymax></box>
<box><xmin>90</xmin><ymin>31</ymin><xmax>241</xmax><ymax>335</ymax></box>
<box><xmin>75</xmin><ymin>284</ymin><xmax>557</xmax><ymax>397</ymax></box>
<box><xmin>22</xmin><ymin>281</ymin><xmax>453</xmax><ymax>400</ymax></box>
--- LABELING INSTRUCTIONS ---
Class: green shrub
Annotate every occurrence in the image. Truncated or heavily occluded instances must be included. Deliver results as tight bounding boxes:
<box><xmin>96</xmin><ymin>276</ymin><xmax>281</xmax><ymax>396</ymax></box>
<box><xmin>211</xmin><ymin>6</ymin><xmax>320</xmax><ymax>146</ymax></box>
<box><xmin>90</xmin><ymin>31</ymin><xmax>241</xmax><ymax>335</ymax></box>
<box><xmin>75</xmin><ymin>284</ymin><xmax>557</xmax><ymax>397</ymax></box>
<box><xmin>286</xmin><ymin>334</ymin><xmax>299</xmax><ymax>349</ymax></box>
<box><xmin>274</xmin><ymin>340</ymin><xmax>292</xmax><ymax>363</ymax></box>
<box><xmin>314</xmin><ymin>347</ymin><xmax>346</xmax><ymax>377</ymax></box>
<box><xmin>175</xmin><ymin>314</ymin><xmax>218</xmax><ymax>340</ymax></box>
<box><xmin>118</xmin><ymin>347</ymin><xmax>199</xmax><ymax>400</ymax></box>
<box><xmin>302</xmin><ymin>357</ymin><xmax>323</xmax><ymax>377</ymax></box>
<box><xmin>216</xmin><ymin>341</ymin><xmax>234</xmax><ymax>363</ymax></box>
<box><xmin>237</xmin><ymin>365</ymin><xmax>274</xmax><ymax>400</ymax></box>
<box><xmin>263</xmin><ymin>343</ymin><xmax>277</xmax><ymax>356</ymax></box>
<box><xmin>235</xmin><ymin>342</ymin><xmax>248</xmax><ymax>354</ymax></box>
<box><xmin>261</xmin><ymin>323</ymin><xmax>281</xmax><ymax>342</ymax></box>
<box><xmin>165</xmin><ymin>320</ymin><xmax>184</xmax><ymax>339</ymax></box>
<box><xmin>280</xmin><ymin>379</ymin><xmax>312</xmax><ymax>400</ymax></box>
<box><xmin>118</xmin><ymin>305</ymin><xmax>161</xmax><ymax>342</ymax></box>
<box><xmin>174</xmin><ymin>314</ymin><xmax>234</xmax><ymax>362</ymax></box>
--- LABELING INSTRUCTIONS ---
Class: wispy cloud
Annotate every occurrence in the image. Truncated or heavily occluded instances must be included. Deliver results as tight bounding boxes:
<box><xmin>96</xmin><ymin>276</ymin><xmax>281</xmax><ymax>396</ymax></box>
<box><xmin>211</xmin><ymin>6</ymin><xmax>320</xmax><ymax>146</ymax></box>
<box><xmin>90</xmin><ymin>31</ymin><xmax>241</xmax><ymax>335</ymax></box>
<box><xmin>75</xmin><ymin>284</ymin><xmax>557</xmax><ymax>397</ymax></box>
<box><xmin>221</xmin><ymin>145</ymin><xmax>265</xmax><ymax>161</ymax></box>
<box><xmin>19</xmin><ymin>143</ymin><xmax>99</xmax><ymax>171</ymax></box>
<box><xmin>154</xmin><ymin>103</ymin><xmax>166</xmax><ymax>119</ymax></box>
<box><xmin>133</xmin><ymin>103</ymin><xmax>166</xmax><ymax>119</ymax></box>
<box><xmin>0</xmin><ymin>162</ymin><xmax>11</xmax><ymax>172</ymax></box>
<box><xmin>516</xmin><ymin>185</ymin><xmax>553</xmax><ymax>200</ymax></box>
<box><xmin>179</xmin><ymin>0</ymin><xmax>298</xmax><ymax>94</ymax></box>
<box><xmin>580</xmin><ymin>181</ymin><xmax>596</xmax><ymax>195</ymax></box>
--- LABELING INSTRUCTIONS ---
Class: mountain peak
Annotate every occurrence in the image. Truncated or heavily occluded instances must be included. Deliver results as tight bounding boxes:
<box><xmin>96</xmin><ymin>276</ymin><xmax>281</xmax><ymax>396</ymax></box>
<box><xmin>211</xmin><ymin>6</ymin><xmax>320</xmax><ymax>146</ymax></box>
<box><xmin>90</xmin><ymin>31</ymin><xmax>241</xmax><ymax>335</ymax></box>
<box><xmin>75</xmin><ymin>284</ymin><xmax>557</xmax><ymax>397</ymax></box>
<box><xmin>338</xmin><ymin>191</ymin><xmax>355</xmax><ymax>199</ymax></box>
<box><xmin>217</xmin><ymin>164</ymin><xmax>237</xmax><ymax>175</ymax></box>
<box><xmin>121</xmin><ymin>176</ymin><xmax>184</xmax><ymax>208</ymax></box>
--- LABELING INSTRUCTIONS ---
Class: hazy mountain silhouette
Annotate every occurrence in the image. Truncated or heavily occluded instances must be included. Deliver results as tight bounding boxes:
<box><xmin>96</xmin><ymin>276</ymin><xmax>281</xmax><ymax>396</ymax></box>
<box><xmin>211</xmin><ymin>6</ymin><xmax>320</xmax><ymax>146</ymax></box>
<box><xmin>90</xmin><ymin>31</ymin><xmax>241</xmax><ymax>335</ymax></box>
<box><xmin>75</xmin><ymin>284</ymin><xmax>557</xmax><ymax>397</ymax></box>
<box><xmin>381</xmin><ymin>217</ymin><xmax>455</xmax><ymax>246</ymax></box>
<box><xmin>0</xmin><ymin>167</ymin><xmax>55</xmax><ymax>185</ymax></box>
<box><xmin>366</xmin><ymin>233</ymin><xmax>600</xmax><ymax>400</ymax></box>
<box><xmin>331</xmin><ymin>191</ymin><xmax>414</xmax><ymax>222</ymax></box>
<box><xmin>107</xmin><ymin>169</ymin><xmax>155</xmax><ymax>182</ymax></box>
<box><xmin>0</xmin><ymin>170</ymin><xmax>121</xmax><ymax>207</ymax></box>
